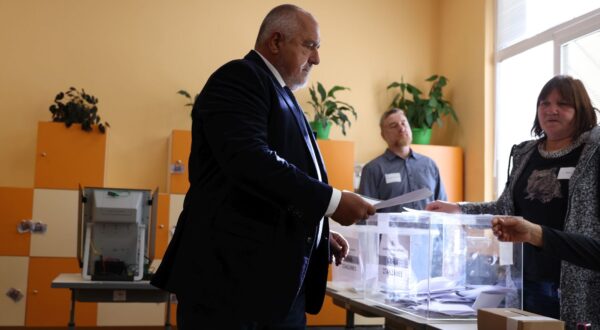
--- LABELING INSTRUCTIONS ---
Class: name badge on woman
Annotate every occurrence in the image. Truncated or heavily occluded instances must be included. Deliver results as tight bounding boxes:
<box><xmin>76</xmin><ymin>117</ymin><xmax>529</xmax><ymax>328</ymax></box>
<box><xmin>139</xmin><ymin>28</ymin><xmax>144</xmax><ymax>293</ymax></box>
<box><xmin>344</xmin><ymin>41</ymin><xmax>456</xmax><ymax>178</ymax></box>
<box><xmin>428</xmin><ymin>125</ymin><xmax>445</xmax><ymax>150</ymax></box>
<box><xmin>557</xmin><ymin>167</ymin><xmax>575</xmax><ymax>180</ymax></box>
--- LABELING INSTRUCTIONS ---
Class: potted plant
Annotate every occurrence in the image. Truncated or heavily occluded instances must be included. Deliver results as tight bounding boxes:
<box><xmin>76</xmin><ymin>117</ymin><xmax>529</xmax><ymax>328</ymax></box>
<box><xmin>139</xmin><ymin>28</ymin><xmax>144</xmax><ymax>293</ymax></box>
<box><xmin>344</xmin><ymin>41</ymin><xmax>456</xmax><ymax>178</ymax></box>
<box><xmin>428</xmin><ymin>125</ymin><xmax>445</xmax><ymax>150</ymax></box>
<box><xmin>49</xmin><ymin>87</ymin><xmax>109</xmax><ymax>133</ymax></box>
<box><xmin>50</xmin><ymin>87</ymin><xmax>110</xmax><ymax>133</ymax></box>
<box><xmin>387</xmin><ymin>75</ymin><xmax>457</xmax><ymax>144</ymax></box>
<box><xmin>177</xmin><ymin>89</ymin><xmax>199</xmax><ymax>116</ymax></box>
<box><xmin>307</xmin><ymin>82</ymin><xmax>357</xmax><ymax>139</ymax></box>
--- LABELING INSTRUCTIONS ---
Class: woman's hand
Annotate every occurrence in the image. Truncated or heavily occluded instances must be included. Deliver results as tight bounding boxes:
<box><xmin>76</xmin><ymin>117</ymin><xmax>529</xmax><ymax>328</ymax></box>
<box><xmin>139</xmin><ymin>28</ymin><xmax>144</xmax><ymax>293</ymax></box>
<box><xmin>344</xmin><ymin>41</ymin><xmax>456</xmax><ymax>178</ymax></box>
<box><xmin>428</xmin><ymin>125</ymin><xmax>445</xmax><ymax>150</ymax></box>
<box><xmin>425</xmin><ymin>200</ymin><xmax>461</xmax><ymax>213</ymax></box>
<box><xmin>492</xmin><ymin>216</ymin><xmax>543</xmax><ymax>247</ymax></box>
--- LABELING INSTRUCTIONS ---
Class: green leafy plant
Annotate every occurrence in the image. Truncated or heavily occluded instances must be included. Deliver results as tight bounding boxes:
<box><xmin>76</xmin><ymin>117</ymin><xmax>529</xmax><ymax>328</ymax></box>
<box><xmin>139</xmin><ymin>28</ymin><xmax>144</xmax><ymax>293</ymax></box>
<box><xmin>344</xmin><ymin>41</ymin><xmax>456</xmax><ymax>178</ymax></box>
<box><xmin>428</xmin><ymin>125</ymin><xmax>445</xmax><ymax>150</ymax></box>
<box><xmin>49</xmin><ymin>87</ymin><xmax>109</xmax><ymax>133</ymax></box>
<box><xmin>387</xmin><ymin>75</ymin><xmax>457</xmax><ymax>129</ymax></box>
<box><xmin>177</xmin><ymin>90</ymin><xmax>198</xmax><ymax>116</ymax></box>
<box><xmin>307</xmin><ymin>82</ymin><xmax>357</xmax><ymax>136</ymax></box>
<box><xmin>177</xmin><ymin>90</ymin><xmax>195</xmax><ymax>107</ymax></box>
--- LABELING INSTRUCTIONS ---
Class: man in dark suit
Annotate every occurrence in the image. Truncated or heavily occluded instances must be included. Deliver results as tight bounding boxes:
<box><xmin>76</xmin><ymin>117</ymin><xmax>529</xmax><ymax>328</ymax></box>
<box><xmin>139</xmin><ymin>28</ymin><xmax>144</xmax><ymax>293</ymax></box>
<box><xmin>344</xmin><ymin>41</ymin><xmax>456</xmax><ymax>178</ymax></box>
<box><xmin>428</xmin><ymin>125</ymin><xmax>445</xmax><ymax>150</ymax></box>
<box><xmin>151</xmin><ymin>4</ymin><xmax>375</xmax><ymax>329</ymax></box>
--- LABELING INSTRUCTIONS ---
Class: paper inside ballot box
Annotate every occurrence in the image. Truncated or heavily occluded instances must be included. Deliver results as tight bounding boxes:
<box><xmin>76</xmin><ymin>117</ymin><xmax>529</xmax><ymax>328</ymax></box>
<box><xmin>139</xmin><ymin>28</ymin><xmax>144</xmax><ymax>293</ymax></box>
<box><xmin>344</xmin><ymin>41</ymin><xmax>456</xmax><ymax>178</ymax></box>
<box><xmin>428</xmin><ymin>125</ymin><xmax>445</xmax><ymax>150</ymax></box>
<box><xmin>477</xmin><ymin>308</ymin><xmax>564</xmax><ymax>330</ymax></box>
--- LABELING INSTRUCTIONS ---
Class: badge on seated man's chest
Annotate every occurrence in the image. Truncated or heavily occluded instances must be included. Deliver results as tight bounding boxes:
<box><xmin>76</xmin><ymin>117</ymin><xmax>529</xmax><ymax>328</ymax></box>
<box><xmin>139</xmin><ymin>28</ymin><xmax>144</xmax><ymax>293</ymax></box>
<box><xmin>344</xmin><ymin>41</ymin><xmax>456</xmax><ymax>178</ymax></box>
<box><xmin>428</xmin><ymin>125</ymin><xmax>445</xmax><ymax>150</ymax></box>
<box><xmin>385</xmin><ymin>172</ymin><xmax>402</xmax><ymax>184</ymax></box>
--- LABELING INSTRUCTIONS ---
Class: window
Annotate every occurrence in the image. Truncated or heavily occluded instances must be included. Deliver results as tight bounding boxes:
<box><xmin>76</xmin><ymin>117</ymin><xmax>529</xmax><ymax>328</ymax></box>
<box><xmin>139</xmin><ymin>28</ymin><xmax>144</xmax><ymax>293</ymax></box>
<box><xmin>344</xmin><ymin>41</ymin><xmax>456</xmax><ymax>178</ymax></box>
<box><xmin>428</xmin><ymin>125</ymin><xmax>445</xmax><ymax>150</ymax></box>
<box><xmin>497</xmin><ymin>0</ymin><xmax>600</xmax><ymax>50</ymax></box>
<box><xmin>561</xmin><ymin>29</ymin><xmax>600</xmax><ymax>108</ymax></box>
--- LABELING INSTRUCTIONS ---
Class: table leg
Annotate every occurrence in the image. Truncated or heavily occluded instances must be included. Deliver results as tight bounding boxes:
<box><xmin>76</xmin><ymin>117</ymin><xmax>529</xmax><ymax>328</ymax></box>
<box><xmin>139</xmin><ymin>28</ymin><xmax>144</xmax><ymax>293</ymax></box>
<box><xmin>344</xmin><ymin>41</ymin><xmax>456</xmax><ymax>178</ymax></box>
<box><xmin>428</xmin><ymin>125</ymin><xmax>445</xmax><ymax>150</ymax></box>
<box><xmin>68</xmin><ymin>289</ymin><xmax>76</xmax><ymax>330</ymax></box>
<box><xmin>165</xmin><ymin>293</ymin><xmax>172</xmax><ymax>330</ymax></box>
<box><xmin>346</xmin><ymin>309</ymin><xmax>355</xmax><ymax>329</ymax></box>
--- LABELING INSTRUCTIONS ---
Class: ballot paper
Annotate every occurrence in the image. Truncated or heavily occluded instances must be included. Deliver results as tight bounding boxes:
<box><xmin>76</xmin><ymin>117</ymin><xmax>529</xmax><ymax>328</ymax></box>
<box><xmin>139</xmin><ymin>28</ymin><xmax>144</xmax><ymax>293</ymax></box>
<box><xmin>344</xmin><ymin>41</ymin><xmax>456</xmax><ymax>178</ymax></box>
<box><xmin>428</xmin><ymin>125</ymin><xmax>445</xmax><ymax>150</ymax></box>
<box><xmin>471</xmin><ymin>291</ymin><xmax>506</xmax><ymax>310</ymax></box>
<box><xmin>456</xmin><ymin>285</ymin><xmax>513</xmax><ymax>299</ymax></box>
<box><xmin>413</xmin><ymin>301</ymin><xmax>476</xmax><ymax>316</ymax></box>
<box><xmin>354</xmin><ymin>188</ymin><xmax>433</xmax><ymax>210</ymax></box>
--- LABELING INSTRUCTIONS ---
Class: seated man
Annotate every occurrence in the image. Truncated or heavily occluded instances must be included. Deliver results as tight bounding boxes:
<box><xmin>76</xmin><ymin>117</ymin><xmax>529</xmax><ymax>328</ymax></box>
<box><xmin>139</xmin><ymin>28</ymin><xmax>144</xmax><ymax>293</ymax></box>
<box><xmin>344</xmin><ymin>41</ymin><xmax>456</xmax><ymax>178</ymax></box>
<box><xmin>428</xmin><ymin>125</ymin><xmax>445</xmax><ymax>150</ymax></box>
<box><xmin>358</xmin><ymin>108</ymin><xmax>447</xmax><ymax>211</ymax></box>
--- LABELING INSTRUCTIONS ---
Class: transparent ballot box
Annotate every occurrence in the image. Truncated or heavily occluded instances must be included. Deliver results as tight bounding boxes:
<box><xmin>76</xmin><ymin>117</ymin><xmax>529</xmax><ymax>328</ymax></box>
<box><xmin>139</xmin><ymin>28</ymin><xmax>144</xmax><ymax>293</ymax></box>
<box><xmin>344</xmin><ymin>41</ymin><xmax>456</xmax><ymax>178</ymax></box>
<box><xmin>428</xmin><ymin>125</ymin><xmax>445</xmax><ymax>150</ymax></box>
<box><xmin>331</xmin><ymin>211</ymin><xmax>522</xmax><ymax>320</ymax></box>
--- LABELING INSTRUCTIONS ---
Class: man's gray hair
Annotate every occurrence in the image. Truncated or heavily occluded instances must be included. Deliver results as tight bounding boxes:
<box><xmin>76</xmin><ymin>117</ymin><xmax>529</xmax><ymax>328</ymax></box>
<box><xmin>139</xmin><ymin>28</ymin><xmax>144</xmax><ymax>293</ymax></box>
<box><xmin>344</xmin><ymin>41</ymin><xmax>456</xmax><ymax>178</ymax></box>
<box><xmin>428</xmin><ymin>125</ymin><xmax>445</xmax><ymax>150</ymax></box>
<box><xmin>255</xmin><ymin>4</ymin><xmax>308</xmax><ymax>47</ymax></box>
<box><xmin>380</xmin><ymin>108</ymin><xmax>405</xmax><ymax>128</ymax></box>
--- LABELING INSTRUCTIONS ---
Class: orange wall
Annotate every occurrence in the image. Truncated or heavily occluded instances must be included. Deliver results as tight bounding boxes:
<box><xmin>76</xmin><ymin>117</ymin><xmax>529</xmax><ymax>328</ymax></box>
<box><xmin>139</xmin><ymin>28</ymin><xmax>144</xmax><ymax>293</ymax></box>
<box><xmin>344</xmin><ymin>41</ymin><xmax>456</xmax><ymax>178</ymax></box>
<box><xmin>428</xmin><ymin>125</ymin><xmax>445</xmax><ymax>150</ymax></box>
<box><xmin>0</xmin><ymin>0</ymin><xmax>492</xmax><ymax>200</ymax></box>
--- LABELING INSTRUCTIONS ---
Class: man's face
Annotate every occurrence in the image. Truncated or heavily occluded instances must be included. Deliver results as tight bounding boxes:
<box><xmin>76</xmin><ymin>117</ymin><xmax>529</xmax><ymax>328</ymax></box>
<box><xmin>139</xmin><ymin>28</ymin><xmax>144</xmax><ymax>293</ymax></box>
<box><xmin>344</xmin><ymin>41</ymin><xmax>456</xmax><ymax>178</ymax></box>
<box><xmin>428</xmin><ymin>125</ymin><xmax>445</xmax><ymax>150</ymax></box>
<box><xmin>275</xmin><ymin>13</ymin><xmax>320</xmax><ymax>91</ymax></box>
<box><xmin>381</xmin><ymin>112</ymin><xmax>412</xmax><ymax>148</ymax></box>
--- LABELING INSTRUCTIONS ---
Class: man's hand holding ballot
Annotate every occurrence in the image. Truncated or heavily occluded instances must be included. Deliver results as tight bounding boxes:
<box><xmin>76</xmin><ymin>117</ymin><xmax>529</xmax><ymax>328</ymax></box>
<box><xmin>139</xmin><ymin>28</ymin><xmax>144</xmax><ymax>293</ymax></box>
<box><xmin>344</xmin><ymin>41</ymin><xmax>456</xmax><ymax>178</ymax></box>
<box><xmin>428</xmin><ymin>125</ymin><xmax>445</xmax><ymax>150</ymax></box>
<box><xmin>331</xmin><ymin>191</ymin><xmax>376</xmax><ymax>225</ymax></box>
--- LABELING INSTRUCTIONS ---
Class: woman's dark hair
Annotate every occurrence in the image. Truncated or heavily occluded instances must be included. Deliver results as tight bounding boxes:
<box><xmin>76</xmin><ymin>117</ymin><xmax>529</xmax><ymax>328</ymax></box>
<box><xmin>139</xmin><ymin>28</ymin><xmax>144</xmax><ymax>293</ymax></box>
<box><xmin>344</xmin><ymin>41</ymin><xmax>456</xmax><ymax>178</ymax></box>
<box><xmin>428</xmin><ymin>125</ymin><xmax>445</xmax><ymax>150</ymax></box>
<box><xmin>532</xmin><ymin>75</ymin><xmax>597</xmax><ymax>139</ymax></box>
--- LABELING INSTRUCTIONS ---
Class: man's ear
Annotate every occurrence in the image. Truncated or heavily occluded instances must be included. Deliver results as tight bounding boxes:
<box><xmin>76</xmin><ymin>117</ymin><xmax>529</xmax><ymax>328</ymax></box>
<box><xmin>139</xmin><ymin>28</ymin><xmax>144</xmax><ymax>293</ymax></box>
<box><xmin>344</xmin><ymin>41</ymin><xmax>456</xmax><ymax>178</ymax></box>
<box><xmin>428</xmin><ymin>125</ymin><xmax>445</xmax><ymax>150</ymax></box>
<box><xmin>268</xmin><ymin>32</ymin><xmax>283</xmax><ymax>54</ymax></box>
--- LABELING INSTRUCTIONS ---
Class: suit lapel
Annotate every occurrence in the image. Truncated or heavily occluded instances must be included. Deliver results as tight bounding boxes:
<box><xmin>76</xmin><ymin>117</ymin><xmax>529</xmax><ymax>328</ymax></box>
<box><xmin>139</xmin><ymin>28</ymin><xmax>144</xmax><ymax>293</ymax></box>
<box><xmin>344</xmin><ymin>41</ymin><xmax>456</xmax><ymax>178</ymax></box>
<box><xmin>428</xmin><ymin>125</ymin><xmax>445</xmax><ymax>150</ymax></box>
<box><xmin>279</xmin><ymin>87</ymin><xmax>305</xmax><ymax>129</ymax></box>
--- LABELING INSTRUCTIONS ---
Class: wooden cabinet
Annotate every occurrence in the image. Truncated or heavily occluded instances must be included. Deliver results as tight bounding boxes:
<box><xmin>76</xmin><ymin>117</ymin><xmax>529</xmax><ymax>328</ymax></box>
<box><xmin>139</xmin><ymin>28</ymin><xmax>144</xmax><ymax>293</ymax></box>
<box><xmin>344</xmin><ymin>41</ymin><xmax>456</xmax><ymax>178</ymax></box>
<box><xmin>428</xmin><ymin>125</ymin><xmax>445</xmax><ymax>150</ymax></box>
<box><xmin>0</xmin><ymin>122</ymin><xmax>107</xmax><ymax>326</ymax></box>
<box><xmin>34</xmin><ymin>122</ymin><xmax>106</xmax><ymax>190</ymax></box>
<box><xmin>317</xmin><ymin>140</ymin><xmax>354</xmax><ymax>191</ymax></box>
<box><xmin>0</xmin><ymin>256</ymin><xmax>29</xmax><ymax>326</ymax></box>
<box><xmin>153</xmin><ymin>193</ymin><xmax>171</xmax><ymax>259</ymax></box>
<box><xmin>167</xmin><ymin>130</ymin><xmax>191</xmax><ymax>194</ymax></box>
<box><xmin>26</xmin><ymin>257</ymin><xmax>96</xmax><ymax>326</ymax></box>
<box><xmin>30</xmin><ymin>189</ymin><xmax>78</xmax><ymax>257</ymax></box>
<box><xmin>0</xmin><ymin>187</ymin><xmax>33</xmax><ymax>256</ymax></box>
<box><xmin>411</xmin><ymin>144</ymin><xmax>463</xmax><ymax>202</ymax></box>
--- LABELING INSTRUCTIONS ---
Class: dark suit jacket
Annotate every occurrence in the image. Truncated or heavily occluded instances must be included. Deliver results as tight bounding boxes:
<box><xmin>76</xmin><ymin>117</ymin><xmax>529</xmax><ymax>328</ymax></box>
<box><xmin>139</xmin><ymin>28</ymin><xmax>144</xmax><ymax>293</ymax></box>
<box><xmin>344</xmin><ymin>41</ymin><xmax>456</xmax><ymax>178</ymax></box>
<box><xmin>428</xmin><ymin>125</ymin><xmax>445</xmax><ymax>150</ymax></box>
<box><xmin>151</xmin><ymin>50</ymin><xmax>333</xmax><ymax>323</ymax></box>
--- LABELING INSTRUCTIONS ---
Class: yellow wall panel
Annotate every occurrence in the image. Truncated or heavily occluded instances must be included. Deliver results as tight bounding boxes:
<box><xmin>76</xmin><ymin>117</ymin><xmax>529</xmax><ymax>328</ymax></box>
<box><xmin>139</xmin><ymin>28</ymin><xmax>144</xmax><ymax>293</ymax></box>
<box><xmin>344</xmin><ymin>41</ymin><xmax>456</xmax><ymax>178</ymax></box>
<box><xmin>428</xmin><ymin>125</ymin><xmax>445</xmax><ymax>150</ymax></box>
<box><xmin>0</xmin><ymin>256</ymin><xmax>28</xmax><ymax>326</ymax></box>
<box><xmin>0</xmin><ymin>187</ymin><xmax>33</xmax><ymax>256</ymax></box>
<box><xmin>30</xmin><ymin>189</ymin><xmax>78</xmax><ymax>257</ymax></box>
<box><xmin>26</xmin><ymin>257</ymin><xmax>96</xmax><ymax>326</ymax></box>
<box><xmin>34</xmin><ymin>122</ymin><xmax>106</xmax><ymax>190</ymax></box>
